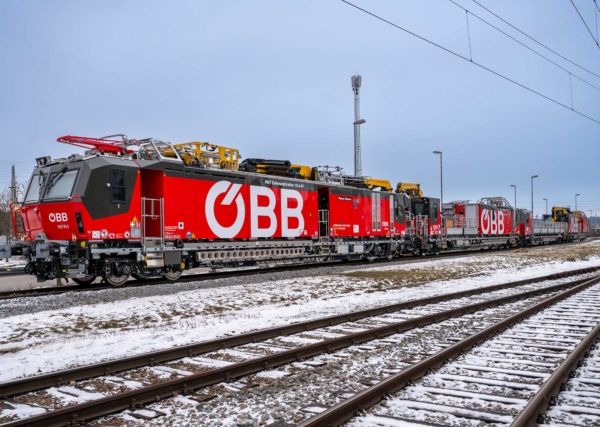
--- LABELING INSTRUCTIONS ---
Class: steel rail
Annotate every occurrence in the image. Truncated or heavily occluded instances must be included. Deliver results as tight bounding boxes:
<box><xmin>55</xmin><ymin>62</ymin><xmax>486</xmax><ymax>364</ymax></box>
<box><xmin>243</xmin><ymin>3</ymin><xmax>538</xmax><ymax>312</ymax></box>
<box><xmin>297</xmin><ymin>275</ymin><xmax>600</xmax><ymax>427</ymax></box>
<box><xmin>0</xmin><ymin>248</ymin><xmax>489</xmax><ymax>300</ymax></box>
<box><xmin>2</xmin><ymin>275</ymin><xmax>597</xmax><ymax>426</ymax></box>
<box><xmin>510</xmin><ymin>319</ymin><xmax>600</xmax><ymax>426</ymax></box>
<box><xmin>1</xmin><ymin>266</ymin><xmax>597</xmax><ymax>399</ymax></box>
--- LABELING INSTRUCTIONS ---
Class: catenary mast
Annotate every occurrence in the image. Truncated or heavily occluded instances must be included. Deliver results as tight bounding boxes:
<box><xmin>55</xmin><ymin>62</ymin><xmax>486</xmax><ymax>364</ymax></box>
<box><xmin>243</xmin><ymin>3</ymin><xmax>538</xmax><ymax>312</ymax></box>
<box><xmin>351</xmin><ymin>75</ymin><xmax>365</xmax><ymax>177</ymax></box>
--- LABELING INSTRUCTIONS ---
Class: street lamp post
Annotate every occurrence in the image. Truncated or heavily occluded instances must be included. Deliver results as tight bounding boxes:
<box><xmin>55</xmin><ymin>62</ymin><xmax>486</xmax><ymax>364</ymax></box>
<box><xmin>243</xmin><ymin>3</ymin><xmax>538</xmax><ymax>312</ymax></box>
<box><xmin>432</xmin><ymin>151</ymin><xmax>443</xmax><ymax>206</ymax></box>
<box><xmin>531</xmin><ymin>175</ymin><xmax>538</xmax><ymax>218</ymax></box>
<box><xmin>433</xmin><ymin>151</ymin><xmax>443</xmax><ymax>235</ymax></box>
<box><xmin>575</xmin><ymin>194</ymin><xmax>580</xmax><ymax>211</ymax></box>
<box><xmin>543</xmin><ymin>198</ymin><xmax>547</xmax><ymax>216</ymax></box>
<box><xmin>510</xmin><ymin>184</ymin><xmax>516</xmax><ymax>234</ymax></box>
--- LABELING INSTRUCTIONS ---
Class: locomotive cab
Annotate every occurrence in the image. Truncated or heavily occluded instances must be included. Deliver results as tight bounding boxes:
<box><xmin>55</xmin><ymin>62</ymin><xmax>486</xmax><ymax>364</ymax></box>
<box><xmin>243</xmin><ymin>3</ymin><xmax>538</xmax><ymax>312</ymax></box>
<box><xmin>410</xmin><ymin>197</ymin><xmax>441</xmax><ymax>231</ymax></box>
<box><xmin>409</xmin><ymin>197</ymin><xmax>441</xmax><ymax>253</ymax></box>
<box><xmin>16</xmin><ymin>154</ymin><xmax>141</xmax><ymax>284</ymax></box>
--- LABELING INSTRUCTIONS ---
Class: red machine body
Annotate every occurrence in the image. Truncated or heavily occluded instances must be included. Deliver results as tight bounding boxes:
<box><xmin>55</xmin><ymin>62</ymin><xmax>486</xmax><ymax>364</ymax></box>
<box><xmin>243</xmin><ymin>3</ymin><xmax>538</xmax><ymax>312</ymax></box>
<box><xmin>154</xmin><ymin>173</ymin><xmax>320</xmax><ymax>241</ymax></box>
<box><xmin>477</xmin><ymin>205</ymin><xmax>513</xmax><ymax>236</ymax></box>
<box><xmin>514</xmin><ymin>209</ymin><xmax>532</xmax><ymax>237</ymax></box>
<box><xmin>580</xmin><ymin>216</ymin><xmax>589</xmax><ymax>233</ymax></box>
<box><xmin>17</xmin><ymin>156</ymin><xmax>402</xmax><ymax>248</ymax></box>
<box><xmin>327</xmin><ymin>189</ymin><xmax>404</xmax><ymax>238</ymax></box>
<box><xmin>449</xmin><ymin>199</ymin><xmax>513</xmax><ymax>237</ymax></box>
<box><xmin>567</xmin><ymin>215</ymin><xmax>580</xmax><ymax>234</ymax></box>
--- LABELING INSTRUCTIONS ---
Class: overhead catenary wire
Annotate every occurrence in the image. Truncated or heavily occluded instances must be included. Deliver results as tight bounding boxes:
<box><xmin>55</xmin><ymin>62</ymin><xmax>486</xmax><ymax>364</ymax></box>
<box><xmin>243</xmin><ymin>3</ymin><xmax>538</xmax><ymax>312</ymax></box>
<box><xmin>594</xmin><ymin>0</ymin><xmax>598</xmax><ymax>40</ymax></box>
<box><xmin>340</xmin><ymin>0</ymin><xmax>600</xmax><ymax>125</ymax></box>
<box><xmin>473</xmin><ymin>0</ymin><xmax>600</xmax><ymax>78</ymax></box>
<box><xmin>449</xmin><ymin>0</ymin><xmax>600</xmax><ymax>93</ymax></box>
<box><xmin>571</xmin><ymin>0</ymin><xmax>600</xmax><ymax>48</ymax></box>
<box><xmin>465</xmin><ymin>10</ymin><xmax>473</xmax><ymax>61</ymax></box>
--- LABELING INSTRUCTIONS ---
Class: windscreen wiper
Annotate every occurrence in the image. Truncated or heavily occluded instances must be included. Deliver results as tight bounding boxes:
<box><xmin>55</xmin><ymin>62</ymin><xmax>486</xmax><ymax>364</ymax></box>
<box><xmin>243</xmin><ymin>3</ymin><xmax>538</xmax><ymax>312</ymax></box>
<box><xmin>46</xmin><ymin>166</ymin><xmax>67</xmax><ymax>192</ymax></box>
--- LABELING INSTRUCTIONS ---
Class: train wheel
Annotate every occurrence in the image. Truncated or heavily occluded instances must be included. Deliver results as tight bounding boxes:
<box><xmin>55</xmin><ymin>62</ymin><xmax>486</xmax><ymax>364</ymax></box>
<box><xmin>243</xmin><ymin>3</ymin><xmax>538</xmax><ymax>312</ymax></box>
<box><xmin>72</xmin><ymin>275</ymin><xmax>97</xmax><ymax>285</ymax></box>
<box><xmin>106</xmin><ymin>274</ymin><xmax>130</xmax><ymax>286</ymax></box>
<box><xmin>164</xmin><ymin>270</ymin><xmax>182</xmax><ymax>281</ymax></box>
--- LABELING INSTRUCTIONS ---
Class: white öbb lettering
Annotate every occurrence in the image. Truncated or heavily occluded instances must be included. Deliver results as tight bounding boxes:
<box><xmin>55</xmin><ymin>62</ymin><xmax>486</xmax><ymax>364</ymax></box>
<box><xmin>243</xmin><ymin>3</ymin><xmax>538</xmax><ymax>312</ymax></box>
<box><xmin>205</xmin><ymin>181</ymin><xmax>304</xmax><ymax>239</ymax></box>
<box><xmin>480</xmin><ymin>209</ymin><xmax>505</xmax><ymax>235</ymax></box>
<box><xmin>48</xmin><ymin>213</ymin><xmax>68</xmax><ymax>223</ymax></box>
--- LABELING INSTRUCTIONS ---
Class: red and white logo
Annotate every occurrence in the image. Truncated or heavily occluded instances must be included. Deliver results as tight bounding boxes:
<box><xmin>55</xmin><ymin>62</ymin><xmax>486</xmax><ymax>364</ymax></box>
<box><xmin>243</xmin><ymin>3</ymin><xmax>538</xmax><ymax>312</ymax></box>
<box><xmin>205</xmin><ymin>181</ymin><xmax>245</xmax><ymax>239</ymax></box>
<box><xmin>205</xmin><ymin>181</ymin><xmax>305</xmax><ymax>239</ymax></box>
<box><xmin>48</xmin><ymin>213</ymin><xmax>68</xmax><ymax>223</ymax></box>
<box><xmin>480</xmin><ymin>209</ymin><xmax>506</xmax><ymax>235</ymax></box>
<box><xmin>569</xmin><ymin>217</ymin><xmax>579</xmax><ymax>233</ymax></box>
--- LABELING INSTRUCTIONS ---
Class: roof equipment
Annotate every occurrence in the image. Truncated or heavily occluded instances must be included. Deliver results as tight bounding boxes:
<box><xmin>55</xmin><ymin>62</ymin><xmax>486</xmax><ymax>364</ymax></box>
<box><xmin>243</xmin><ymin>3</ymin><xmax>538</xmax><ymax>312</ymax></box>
<box><xmin>57</xmin><ymin>135</ymin><xmax>139</xmax><ymax>156</ymax></box>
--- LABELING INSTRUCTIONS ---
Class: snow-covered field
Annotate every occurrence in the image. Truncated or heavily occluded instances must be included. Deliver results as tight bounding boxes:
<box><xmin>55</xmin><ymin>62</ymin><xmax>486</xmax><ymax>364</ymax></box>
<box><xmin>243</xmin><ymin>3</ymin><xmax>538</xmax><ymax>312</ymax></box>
<box><xmin>0</xmin><ymin>241</ymin><xmax>599</xmax><ymax>383</ymax></box>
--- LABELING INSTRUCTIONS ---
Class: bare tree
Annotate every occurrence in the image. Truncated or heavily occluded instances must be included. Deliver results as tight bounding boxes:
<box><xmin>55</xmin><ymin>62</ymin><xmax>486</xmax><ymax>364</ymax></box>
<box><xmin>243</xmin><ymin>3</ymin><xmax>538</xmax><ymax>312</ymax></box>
<box><xmin>0</xmin><ymin>182</ymin><xmax>26</xmax><ymax>260</ymax></box>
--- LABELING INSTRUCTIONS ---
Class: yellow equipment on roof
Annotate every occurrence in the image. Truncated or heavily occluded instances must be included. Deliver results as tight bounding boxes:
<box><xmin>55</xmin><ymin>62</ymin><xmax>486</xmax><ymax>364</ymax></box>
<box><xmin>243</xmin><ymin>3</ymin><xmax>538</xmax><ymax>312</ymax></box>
<box><xmin>291</xmin><ymin>164</ymin><xmax>313</xmax><ymax>180</ymax></box>
<box><xmin>174</xmin><ymin>142</ymin><xmax>240</xmax><ymax>171</ymax></box>
<box><xmin>551</xmin><ymin>206</ymin><xmax>570</xmax><ymax>222</ymax></box>
<box><xmin>364</xmin><ymin>178</ymin><xmax>393</xmax><ymax>192</ymax></box>
<box><xmin>395</xmin><ymin>182</ymin><xmax>423</xmax><ymax>198</ymax></box>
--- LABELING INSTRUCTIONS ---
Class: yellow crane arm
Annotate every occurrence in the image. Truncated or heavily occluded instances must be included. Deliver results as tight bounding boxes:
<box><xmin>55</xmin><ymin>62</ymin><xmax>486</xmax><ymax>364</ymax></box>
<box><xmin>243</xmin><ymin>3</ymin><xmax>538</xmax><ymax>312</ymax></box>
<box><xmin>364</xmin><ymin>178</ymin><xmax>393</xmax><ymax>192</ymax></box>
<box><xmin>395</xmin><ymin>182</ymin><xmax>423</xmax><ymax>198</ymax></box>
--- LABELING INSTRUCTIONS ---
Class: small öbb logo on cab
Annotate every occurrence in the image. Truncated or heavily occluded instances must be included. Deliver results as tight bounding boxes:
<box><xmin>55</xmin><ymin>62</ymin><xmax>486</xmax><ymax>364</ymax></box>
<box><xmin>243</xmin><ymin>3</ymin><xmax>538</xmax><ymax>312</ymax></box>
<box><xmin>49</xmin><ymin>213</ymin><xmax>68</xmax><ymax>223</ymax></box>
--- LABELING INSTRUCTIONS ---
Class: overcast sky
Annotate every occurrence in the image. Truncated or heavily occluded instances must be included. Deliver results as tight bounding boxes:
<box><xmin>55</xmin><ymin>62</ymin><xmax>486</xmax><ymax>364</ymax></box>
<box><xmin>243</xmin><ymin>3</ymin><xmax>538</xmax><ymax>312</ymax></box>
<box><xmin>0</xmin><ymin>0</ymin><xmax>598</xmax><ymax>217</ymax></box>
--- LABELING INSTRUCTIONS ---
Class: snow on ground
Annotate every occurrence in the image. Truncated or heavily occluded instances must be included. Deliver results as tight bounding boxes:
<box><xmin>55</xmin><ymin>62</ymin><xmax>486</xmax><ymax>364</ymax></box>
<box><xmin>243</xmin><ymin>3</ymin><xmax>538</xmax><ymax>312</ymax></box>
<box><xmin>0</xmin><ymin>257</ymin><xmax>26</xmax><ymax>268</ymax></box>
<box><xmin>0</xmin><ymin>241</ymin><xmax>599</xmax><ymax>383</ymax></box>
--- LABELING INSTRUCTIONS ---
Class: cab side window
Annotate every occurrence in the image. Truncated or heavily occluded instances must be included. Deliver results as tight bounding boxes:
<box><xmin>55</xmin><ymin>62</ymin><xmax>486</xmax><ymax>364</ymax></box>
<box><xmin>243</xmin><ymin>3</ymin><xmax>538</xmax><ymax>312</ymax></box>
<box><xmin>110</xmin><ymin>169</ymin><xmax>126</xmax><ymax>203</ymax></box>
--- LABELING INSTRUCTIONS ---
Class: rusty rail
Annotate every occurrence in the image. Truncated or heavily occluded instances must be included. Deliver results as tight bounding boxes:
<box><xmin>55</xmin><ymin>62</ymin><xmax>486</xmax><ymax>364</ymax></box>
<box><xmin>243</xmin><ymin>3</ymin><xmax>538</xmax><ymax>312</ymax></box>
<box><xmin>298</xmin><ymin>275</ymin><xmax>600</xmax><ymax>427</ymax></box>
<box><xmin>2</xmin><ymin>274</ymin><xmax>597</xmax><ymax>426</ymax></box>
<box><xmin>510</xmin><ymin>319</ymin><xmax>600</xmax><ymax>427</ymax></box>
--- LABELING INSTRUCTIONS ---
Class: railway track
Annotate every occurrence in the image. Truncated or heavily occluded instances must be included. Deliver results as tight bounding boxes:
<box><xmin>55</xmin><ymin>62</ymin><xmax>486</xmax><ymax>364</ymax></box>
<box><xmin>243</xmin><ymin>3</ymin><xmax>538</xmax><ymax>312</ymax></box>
<box><xmin>0</xmin><ymin>268</ymin><xmax>597</xmax><ymax>426</ymax></box>
<box><xmin>0</xmin><ymin>246</ymin><xmax>521</xmax><ymax>301</ymax></box>
<box><xmin>300</xmin><ymin>276</ymin><xmax>600</xmax><ymax>427</ymax></box>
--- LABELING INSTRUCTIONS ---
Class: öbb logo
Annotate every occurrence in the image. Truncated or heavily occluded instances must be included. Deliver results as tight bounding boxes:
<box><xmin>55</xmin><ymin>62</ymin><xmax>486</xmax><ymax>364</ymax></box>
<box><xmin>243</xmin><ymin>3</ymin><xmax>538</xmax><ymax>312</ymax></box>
<box><xmin>48</xmin><ymin>213</ymin><xmax>68</xmax><ymax>223</ymax></box>
<box><xmin>205</xmin><ymin>181</ymin><xmax>304</xmax><ymax>239</ymax></box>
<box><xmin>480</xmin><ymin>209</ymin><xmax>505</xmax><ymax>235</ymax></box>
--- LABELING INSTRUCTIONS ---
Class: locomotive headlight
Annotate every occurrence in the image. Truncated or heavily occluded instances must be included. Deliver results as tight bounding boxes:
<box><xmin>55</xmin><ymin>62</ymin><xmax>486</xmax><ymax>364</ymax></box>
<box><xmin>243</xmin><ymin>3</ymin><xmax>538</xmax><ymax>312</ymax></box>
<box><xmin>80</xmin><ymin>241</ymin><xmax>86</xmax><ymax>248</ymax></box>
<box><xmin>71</xmin><ymin>233</ymin><xmax>77</xmax><ymax>242</ymax></box>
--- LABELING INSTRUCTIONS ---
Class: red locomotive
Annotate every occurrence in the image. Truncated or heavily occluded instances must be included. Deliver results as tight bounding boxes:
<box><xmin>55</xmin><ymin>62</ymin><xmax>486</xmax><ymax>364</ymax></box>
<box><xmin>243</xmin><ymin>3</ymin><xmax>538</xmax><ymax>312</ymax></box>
<box><xmin>1</xmin><ymin>135</ymin><xmax>587</xmax><ymax>285</ymax></box>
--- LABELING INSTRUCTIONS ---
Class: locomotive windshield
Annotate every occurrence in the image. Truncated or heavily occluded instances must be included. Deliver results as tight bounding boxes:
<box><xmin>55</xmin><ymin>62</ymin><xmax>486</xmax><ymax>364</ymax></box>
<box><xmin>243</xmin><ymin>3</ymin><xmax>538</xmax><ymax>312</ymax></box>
<box><xmin>43</xmin><ymin>169</ymin><xmax>78</xmax><ymax>200</ymax></box>
<box><xmin>24</xmin><ymin>174</ymin><xmax>41</xmax><ymax>203</ymax></box>
<box><xmin>556</xmin><ymin>213</ymin><xmax>567</xmax><ymax>222</ymax></box>
<box><xmin>413</xmin><ymin>201</ymin><xmax>427</xmax><ymax>216</ymax></box>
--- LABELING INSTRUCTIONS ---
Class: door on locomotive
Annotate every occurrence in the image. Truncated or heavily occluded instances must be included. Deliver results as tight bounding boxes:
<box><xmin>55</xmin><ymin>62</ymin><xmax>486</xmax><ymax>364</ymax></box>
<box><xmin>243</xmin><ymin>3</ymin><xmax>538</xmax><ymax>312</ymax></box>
<box><xmin>390</xmin><ymin>193</ymin><xmax>406</xmax><ymax>233</ymax></box>
<box><xmin>411</xmin><ymin>197</ymin><xmax>441</xmax><ymax>235</ymax></box>
<box><xmin>317</xmin><ymin>187</ymin><xmax>329</xmax><ymax>237</ymax></box>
